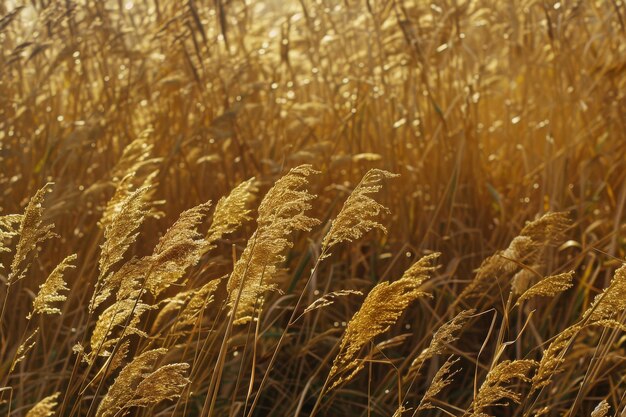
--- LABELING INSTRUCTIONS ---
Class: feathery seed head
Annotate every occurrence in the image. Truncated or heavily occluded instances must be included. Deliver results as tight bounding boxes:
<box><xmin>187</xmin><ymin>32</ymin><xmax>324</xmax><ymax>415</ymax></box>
<box><xmin>531</xmin><ymin>324</ymin><xmax>580</xmax><ymax>392</ymax></box>
<box><xmin>126</xmin><ymin>363</ymin><xmax>190</xmax><ymax>408</ymax></box>
<box><xmin>97</xmin><ymin>183</ymin><xmax>154</xmax><ymax>283</ymax></box>
<box><xmin>28</xmin><ymin>253</ymin><xmax>76</xmax><ymax>318</ymax></box>
<box><xmin>206</xmin><ymin>177</ymin><xmax>257</xmax><ymax>245</ymax></box>
<box><xmin>11</xmin><ymin>328</ymin><xmax>39</xmax><ymax>372</ymax></box>
<box><xmin>144</xmin><ymin>200</ymin><xmax>212</xmax><ymax>297</ymax></box>
<box><xmin>327</xmin><ymin>253</ymin><xmax>438</xmax><ymax>392</ymax></box>
<box><xmin>461</xmin><ymin>212</ymin><xmax>571</xmax><ymax>301</ymax></box>
<box><xmin>152</xmin><ymin>279</ymin><xmax>221</xmax><ymax>332</ymax></box>
<box><xmin>584</xmin><ymin>263</ymin><xmax>626</xmax><ymax>321</ymax></box>
<box><xmin>88</xmin><ymin>297</ymin><xmax>154</xmax><ymax>362</ymax></box>
<box><xmin>96</xmin><ymin>348</ymin><xmax>169</xmax><ymax>417</ymax></box>
<box><xmin>516</xmin><ymin>271</ymin><xmax>574</xmax><ymax>305</ymax></box>
<box><xmin>322</xmin><ymin>169</ymin><xmax>398</xmax><ymax>252</ymax></box>
<box><xmin>25</xmin><ymin>392</ymin><xmax>60</xmax><ymax>417</ymax></box>
<box><xmin>227</xmin><ymin>165</ymin><xmax>320</xmax><ymax>324</ymax></box>
<box><xmin>470</xmin><ymin>359</ymin><xmax>537</xmax><ymax>417</ymax></box>
<box><xmin>9</xmin><ymin>184</ymin><xmax>57</xmax><ymax>284</ymax></box>
<box><xmin>520</xmin><ymin>211</ymin><xmax>570</xmax><ymax>245</ymax></box>
<box><xmin>417</xmin><ymin>356</ymin><xmax>460</xmax><ymax>411</ymax></box>
<box><xmin>406</xmin><ymin>309</ymin><xmax>473</xmax><ymax>381</ymax></box>
<box><xmin>0</xmin><ymin>214</ymin><xmax>22</xmax><ymax>260</ymax></box>
<box><xmin>591</xmin><ymin>400</ymin><xmax>610</xmax><ymax>417</ymax></box>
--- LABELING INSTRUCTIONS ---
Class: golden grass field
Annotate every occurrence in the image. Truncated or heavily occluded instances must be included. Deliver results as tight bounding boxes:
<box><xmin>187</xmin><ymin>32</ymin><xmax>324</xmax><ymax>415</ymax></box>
<box><xmin>1</xmin><ymin>0</ymin><xmax>626</xmax><ymax>416</ymax></box>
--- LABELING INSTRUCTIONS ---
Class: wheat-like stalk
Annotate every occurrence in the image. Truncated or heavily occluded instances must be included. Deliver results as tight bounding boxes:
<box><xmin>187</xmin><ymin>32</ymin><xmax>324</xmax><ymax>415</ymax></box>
<box><xmin>0</xmin><ymin>214</ymin><xmax>22</xmax><ymax>261</ymax></box>
<box><xmin>469</xmin><ymin>359</ymin><xmax>537</xmax><ymax>417</ymax></box>
<box><xmin>416</xmin><ymin>356</ymin><xmax>460</xmax><ymax>411</ymax></box>
<box><xmin>321</xmin><ymin>169</ymin><xmax>398</xmax><ymax>253</ymax></box>
<box><xmin>11</xmin><ymin>327</ymin><xmax>39</xmax><ymax>372</ymax></box>
<box><xmin>516</xmin><ymin>271</ymin><xmax>574</xmax><ymax>305</ymax></box>
<box><xmin>8</xmin><ymin>184</ymin><xmax>57</xmax><ymax>284</ymax></box>
<box><xmin>25</xmin><ymin>392</ymin><xmax>60</xmax><ymax>417</ymax></box>
<box><xmin>87</xmin><ymin>296</ymin><xmax>155</xmax><ymax>362</ymax></box>
<box><xmin>460</xmin><ymin>212</ymin><xmax>570</xmax><ymax>300</ymax></box>
<box><xmin>584</xmin><ymin>263</ymin><xmax>626</xmax><ymax>321</ymax></box>
<box><xmin>326</xmin><ymin>253</ymin><xmax>439</xmax><ymax>392</ymax></box>
<box><xmin>227</xmin><ymin>165</ymin><xmax>319</xmax><ymax>324</ymax></box>
<box><xmin>206</xmin><ymin>177</ymin><xmax>257</xmax><ymax>246</ymax></box>
<box><xmin>531</xmin><ymin>324</ymin><xmax>580</xmax><ymax>392</ymax></box>
<box><xmin>405</xmin><ymin>309</ymin><xmax>473</xmax><ymax>382</ymax></box>
<box><xmin>591</xmin><ymin>400</ymin><xmax>610</xmax><ymax>417</ymax></box>
<box><xmin>152</xmin><ymin>278</ymin><xmax>221</xmax><ymax>332</ymax></box>
<box><xmin>28</xmin><ymin>254</ymin><xmax>76</xmax><ymax>319</ymax></box>
<box><xmin>144</xmin><ymin>200</ymin><xmax>212</xmax><ymax>297</ymax></box>
<box><xmin>96</xmin><ymin>348</ymin><xmax>188</xmax><ymax>417</ymax></box>
<box><xmin>94</xmin><ymin>182</ymin><xmax>155</xmax><ymax>310</ymax></box>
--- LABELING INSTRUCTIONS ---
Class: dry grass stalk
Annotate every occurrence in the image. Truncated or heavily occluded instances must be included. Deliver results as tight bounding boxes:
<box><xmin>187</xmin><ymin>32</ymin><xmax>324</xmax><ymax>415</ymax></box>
<box><xmin>416</xmin><ymin>356</ymin><xmax>460</xmax><ymax>411</ymax></box>
<box><xmin>533</xmin><ymin>407</ymin><xmax>550</xmax><ymax>416</ymax></box>
<box><xmin>531</xmin><ymin>324</ymin><xmax>581</xmax><ymax>392</ymax></box>
<box><xmin>94</xmin><ymin>183</ymin><xmax>155</xmax><ymax>309</ymax></box>
<box><xmin>0</xmin><ymin>214</ymin><xmax>22</xmax><ymax>260</ymax></box>
<box><xmin>126</xmin><ymin>363</ymin><xmax>190</xmax><ymax>408</ymax></box>
<box><xmin>11</xmin><ymin>328</ymin><xmax>39</xmax><ymax>372</ymax></box>
<box><xmin>591</xmin><ymin>399</ymin><xmax>610</xmax><ymax>417</ymax></box>
<box><xmin>25</xmin><ymin>392</ymin><xmax>60</xmax><ymax>417</ymax></box>
<box><xmin>206</xmin><ymin>177</ymin><xmax>257</xmax><ymax>246</ymax></box>
<box><xmin>87</xmin><ymin>297</ymin><xmax>154</xmax><ymax>362</ymax></box>
<box><xmin>405</xmin><ymin>309</ymin><xmax>473</xmax><ymax>381</ymax></box>
<box><xmin>152</xmin><ymin>278</ymin><xmax>221</xmax><ymax>332</ymax></box>
<box><xmin>326</xmin><ymin>253</ymin><xmax>439</xmax><ymax>392</ymax></box>
<box><xmin>100</xmin><ymin>132</ymin><xmax>163</xmax><ymax>231</ymax></box>
<box><xmin>391</xmin><ymin>405</ymin><xmax>408</xmax><ymax>417</ymax></box>
<box><xmin>516</xmin><ymin>271</ymin><xmax>574</xmax><ymax>305</ymax></box>
<box><xmin>303</xmin><ymin>290</ymin><xmax>363</xmax><ymax>316</ymax></box>
<box><xmin>584</xmin><ymin>264</ymin><xmax>626</xmax><ymax>321</ymax></box>
<box><xmin>469</xmin><ymin>359</ymin><xmax>537</xmax><ymax>417</ymax></box>
<box><xmin>28</xmin><ymin>253</ymin><xmax>76</xmax><ymax>319</ymax></box>
<box><xmin>144</xmin><ymin>200</ymin><xmax>212</xmax><ymax>297</ymax></box>
<box><xmin>96</xmin><ymin>348</ymin><xmax>188</xmax><ymax>417</ymax></box>
<box><xmin>461</xmin><ymin>212</ymin><xmax>570</xmax><ymax>300</ymax></box>
<box><xmin>321</xmin><ymin>169</ymin><xmax>398</xmax><ymax>253</ymax></box>
<box><xmin>227</xmin><ymin>165</ymin><xmax>320</xmax><ymax>324</ymax></box>
<box><xmin>8</xmin><ymin>184</ymin><xmax>57</xmax><ymax>284</ymax></box>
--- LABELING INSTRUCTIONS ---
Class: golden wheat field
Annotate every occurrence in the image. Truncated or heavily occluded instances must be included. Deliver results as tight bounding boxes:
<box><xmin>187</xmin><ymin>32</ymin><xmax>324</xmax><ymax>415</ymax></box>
<box><xmin>1</xmin><ymin>0</ymin><xmax>626</xmax><ymax>416</ymax></box>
